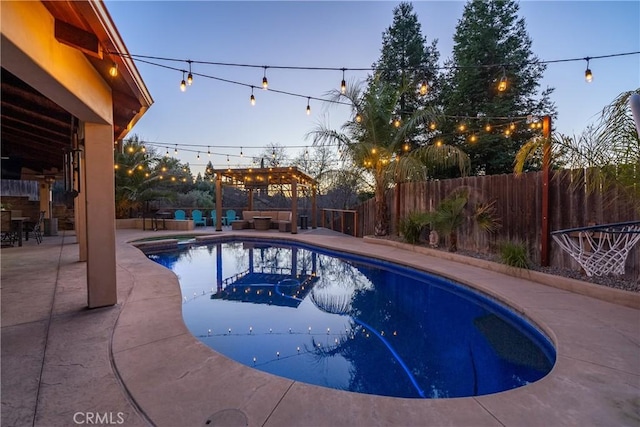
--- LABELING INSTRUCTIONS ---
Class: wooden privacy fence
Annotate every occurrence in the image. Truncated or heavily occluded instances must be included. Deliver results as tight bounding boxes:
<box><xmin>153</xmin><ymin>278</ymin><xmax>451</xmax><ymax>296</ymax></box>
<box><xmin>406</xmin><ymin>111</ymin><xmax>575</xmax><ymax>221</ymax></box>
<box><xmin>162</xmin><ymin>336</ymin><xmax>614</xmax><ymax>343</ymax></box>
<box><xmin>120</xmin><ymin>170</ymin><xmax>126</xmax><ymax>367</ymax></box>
<box><xmin>355</xmin><ymin>169</ymin><xmax>639</xmax><ymax>279</ymax></box>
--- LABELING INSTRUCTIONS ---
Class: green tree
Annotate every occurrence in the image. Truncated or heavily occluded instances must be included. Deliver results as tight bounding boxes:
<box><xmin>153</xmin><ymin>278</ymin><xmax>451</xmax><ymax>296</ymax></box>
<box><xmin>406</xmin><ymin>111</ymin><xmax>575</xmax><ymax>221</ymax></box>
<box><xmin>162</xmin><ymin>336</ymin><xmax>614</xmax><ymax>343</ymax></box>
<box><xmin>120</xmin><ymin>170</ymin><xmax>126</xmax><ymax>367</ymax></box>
<box><xmin>114</xmin><ymin>137</ymin><xmax>169</xmax><ymax>218</ymax></box>
<box><xmin>369</xmin><ymin>2</ymin><xmax>441</xmax><ymax>147</ymax></box>
<box><xmin>308</xmin><ymin>79</ymin><xmax>469</xmax><ymax>236</ymax></box>
<box><xmin>441</xmin><ymin>0</ymin><xmax>555</xmax><ymax>175</ymax></box>
<box><xmin>515</xmin><ymin>89</ymin><xmax>640</xmax><ymax>212</ymax></box>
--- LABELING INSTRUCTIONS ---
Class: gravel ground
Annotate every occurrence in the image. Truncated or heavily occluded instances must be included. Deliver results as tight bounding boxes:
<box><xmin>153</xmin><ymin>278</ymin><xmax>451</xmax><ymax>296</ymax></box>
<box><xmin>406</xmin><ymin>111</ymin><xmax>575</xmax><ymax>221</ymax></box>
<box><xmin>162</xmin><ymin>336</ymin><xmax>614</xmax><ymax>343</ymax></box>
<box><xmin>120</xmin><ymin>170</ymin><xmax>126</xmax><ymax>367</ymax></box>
<box><xmin>455</xmin><ymin>249</ymin><xmax>640</xmax><ymax>293</ymax></box>
<box><xmin>377</xmin><ymin>236</ymin><xmax>639</xmax><ymax>293</ymax></box>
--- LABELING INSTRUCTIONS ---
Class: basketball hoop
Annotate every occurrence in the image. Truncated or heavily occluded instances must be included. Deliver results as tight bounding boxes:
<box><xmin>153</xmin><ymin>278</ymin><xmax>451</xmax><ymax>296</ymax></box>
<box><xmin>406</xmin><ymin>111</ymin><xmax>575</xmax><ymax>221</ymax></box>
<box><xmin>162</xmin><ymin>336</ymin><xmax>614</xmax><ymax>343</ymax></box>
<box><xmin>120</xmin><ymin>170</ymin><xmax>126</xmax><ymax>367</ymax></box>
<box><xmin>551</xmin><ymin>221</ymin><xmax>640</xmax><ymax>277</ymax></box>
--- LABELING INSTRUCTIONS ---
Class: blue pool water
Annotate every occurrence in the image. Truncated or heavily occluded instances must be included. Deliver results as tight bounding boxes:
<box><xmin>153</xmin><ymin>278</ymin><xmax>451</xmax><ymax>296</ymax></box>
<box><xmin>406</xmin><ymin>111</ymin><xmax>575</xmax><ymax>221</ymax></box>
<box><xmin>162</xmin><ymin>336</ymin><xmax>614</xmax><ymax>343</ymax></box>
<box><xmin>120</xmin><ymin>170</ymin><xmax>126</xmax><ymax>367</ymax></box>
<box><xmin>144</xmin><ymin>238</ymin><xmax>555</xmax><ymax>399</ymax></box>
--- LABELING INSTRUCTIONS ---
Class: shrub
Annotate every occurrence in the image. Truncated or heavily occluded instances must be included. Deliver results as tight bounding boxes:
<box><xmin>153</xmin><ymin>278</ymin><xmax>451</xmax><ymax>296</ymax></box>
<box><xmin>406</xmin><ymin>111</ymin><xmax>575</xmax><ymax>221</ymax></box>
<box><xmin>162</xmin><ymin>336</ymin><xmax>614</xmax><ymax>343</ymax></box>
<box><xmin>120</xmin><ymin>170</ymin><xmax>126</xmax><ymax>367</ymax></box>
<box><xmin>399</xmin><ymin>212</ymin><xmax>430</xmax><ymax>244</ymax></box>
<box><xmin>498</xmin><ymin>240</ymin><xmax>530</xmax><ymax>269</ymax></box>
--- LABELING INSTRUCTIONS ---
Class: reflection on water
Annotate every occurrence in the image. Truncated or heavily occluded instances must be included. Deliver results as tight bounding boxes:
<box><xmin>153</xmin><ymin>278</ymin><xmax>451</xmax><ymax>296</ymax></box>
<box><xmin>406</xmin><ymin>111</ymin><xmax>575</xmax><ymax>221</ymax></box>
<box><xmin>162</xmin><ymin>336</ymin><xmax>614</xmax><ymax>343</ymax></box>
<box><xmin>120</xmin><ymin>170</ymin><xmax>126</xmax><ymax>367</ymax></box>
<box><xmin>145</xmin><ymin>239</ymin><xmax>555</xmax><ymax>399</ymax></box>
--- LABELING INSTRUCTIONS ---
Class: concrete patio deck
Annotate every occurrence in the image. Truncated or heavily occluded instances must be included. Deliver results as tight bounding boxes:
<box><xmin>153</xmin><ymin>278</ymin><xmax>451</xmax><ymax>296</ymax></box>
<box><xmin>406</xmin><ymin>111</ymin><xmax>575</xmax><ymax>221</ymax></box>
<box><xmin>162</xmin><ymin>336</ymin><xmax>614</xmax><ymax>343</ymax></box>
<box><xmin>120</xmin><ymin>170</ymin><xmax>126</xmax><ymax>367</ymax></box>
<box><xmin>1</xmin><ymin>227</ymin><xmax>639</xmax><ymax>426</ymax></box>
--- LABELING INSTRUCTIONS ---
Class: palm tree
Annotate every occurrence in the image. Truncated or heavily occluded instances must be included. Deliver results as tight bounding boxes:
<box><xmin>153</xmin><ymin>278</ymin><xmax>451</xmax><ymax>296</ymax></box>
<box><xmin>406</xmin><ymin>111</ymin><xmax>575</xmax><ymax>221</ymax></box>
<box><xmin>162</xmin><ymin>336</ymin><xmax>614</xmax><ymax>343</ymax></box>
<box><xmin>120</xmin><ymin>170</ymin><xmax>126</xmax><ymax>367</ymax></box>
<box><xmin>514</xmin><ymin>89</ymin><xmax>640</xmax><ymax>212</ymax></box>
<box><xmin>308</xmin><ymin>78</ymin><xmax>470</xmax><ymax>236</ymax></box>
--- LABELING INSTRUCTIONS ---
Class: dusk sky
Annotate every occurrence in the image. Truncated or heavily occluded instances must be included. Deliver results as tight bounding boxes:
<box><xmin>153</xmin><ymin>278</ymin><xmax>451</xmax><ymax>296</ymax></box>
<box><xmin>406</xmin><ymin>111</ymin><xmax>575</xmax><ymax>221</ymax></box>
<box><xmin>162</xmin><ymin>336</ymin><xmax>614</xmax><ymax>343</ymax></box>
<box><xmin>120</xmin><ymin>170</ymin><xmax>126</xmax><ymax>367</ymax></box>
<box><xmin>105</xmin><ymin>1</ymin><xmax>640</xmax><ymax>175</ymax></box>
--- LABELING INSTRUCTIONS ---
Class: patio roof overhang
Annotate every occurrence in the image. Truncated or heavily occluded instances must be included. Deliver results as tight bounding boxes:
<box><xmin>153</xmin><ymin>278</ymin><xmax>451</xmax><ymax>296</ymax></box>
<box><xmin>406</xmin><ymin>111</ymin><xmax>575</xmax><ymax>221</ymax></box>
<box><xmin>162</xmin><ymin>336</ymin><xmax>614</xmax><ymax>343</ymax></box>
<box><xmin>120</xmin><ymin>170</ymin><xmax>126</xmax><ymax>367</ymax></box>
<box><xmin>1</xmin><ymin>0</ymin><xmax>153</xmax><ymax>180</ymax></box>
<box><xmin>213</xmin><ymin>166</ymin><xmax>317</xmax><ymax>189</ymax></box>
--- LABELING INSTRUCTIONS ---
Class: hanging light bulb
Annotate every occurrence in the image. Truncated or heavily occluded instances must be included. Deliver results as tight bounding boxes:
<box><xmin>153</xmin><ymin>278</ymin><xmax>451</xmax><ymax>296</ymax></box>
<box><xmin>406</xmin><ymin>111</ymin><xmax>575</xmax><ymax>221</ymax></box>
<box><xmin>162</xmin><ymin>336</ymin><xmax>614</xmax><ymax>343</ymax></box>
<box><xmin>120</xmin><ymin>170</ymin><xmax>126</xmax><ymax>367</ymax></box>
<box><xmin>509</xmin><ymin>122</ymin><xmax>516</xmax><ymax>131</ymax></box>
<box><xmin>207</xmin><ymin>146</ymin><xmax>211</xmax><ymax>157</ymax></box>
<box><xmin>262</xmin><ymin>66</ymin><xmax>269</xmax><ymax>90</ymax></box>
<box><xmin>197</xmin><ymin>152</ymin><xmax>200</xmax><ymax>159</ymax></box>
<box><xmin>272</xmin><ymin>148</ymin><xmax>276</xmax><ymax>158</ymax></box>
<box><xmin>458</xmin><ymin>123</ymin><xmax>467</xmax><ymax>132</ymax></box>
<box><xmin>355</xmin><ymin>113</ymin><xmax>362</xmax><ymax>123</ymax></box>
<box><xmin>403</xmin><ymin>142</ymin><xmax>410</xmax><ymax>151</ymax></box>
<box><xmin>240</xmin><ymin>147</ymin><xmax>244</xmax><ymax>157</ymax></box>
<box><xmin>306</xmin><ymin>97</ymin><xmax>311</xmax><ymax>115</ymax></box>
<box><xmin>393</xmin><ymin>117</ymin><xmax>401</xmax><ymax>128</ymax></box>
<box><xmin>469</xmin><ymin>134</ymin><xmax>477</xmax><ymax>143</ymax></box>
<box><xmin>584</xmin><ymin>57</ymin><xmax>593</xmax><ymax>83</ymax></box>
<box><xmin>485</xmin><ymin>123</ymin><xmax>492</xmax><ymax>132</ymax></box>
<box><xmin>187</xmin><ymin>60</ymin><xmax>193</xmax><ymax>86</ymax></box>
<box><xmin>180</xmin><ymin>71</ymin><xmax>187</xmax><ymax>92</ymax></box>
<box><xmin>497</xmin><ymin>68</ymin><xmax>508</xmax><ymax>92</ymax></box>
<box><xmin>174</xmin><ymin>145</ymin><xmax>178</xmax><ymax>154</ymax></box>
<box><xmin>109</xmin><ymin>62</ymin><xmax>118</xmax><ymax>77</ymax></box>
<box><xmin>141</xmin><ymin>145</ymin><xmax>146</xmax><ymax>153</ymax></box>
<box><xmin>429</xmin><ymin>122</ymin><xmax>437</xmax><ymax>131</ymax></box>
<box><xmin>419</xmin><ymin>81</ymin><xmax>428</xmax><ymax>95</ymax></box>
<box><xmin>165</xmin><ymin>147</ymin><xmax>169</xmax><ymax>156</ymax></box>
<box><xmin>250</xmin><ymin>86</ymin><xmax>256</xmax><ymax>106</ymax></box>
<box><xmin>340</xmin><ymin>68</ymin><xmax>346</xmax><ymax>94</ymax></box>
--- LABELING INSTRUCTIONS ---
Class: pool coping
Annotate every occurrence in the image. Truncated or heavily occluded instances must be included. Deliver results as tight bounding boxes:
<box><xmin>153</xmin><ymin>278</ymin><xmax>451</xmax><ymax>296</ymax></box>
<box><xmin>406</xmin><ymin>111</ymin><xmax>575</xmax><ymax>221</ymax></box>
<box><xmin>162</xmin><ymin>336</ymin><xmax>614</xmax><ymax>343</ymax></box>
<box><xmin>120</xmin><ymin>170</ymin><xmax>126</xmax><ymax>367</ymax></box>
<box><xmin>113</xmin><ymin>230</ymin><xmax>640</xmax><ymax>426</ymax></box>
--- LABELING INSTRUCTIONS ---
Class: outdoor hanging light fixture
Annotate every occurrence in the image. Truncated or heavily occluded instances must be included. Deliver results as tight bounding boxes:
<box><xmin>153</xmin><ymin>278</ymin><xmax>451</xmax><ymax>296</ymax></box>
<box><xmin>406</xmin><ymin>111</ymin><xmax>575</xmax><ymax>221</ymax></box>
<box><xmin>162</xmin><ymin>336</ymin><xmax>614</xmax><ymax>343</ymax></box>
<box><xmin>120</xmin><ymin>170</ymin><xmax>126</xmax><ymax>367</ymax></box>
<box><xmin>497</xmin><ymin>68</ymin><xmax>508</xmax><ymax>92</ymax></box>
<box><xmin>262</xmin><ymin>66</ymin><xmax>269</xmax><ymax>90</ymax></box>
<box><xmin>419</xmin><ymin>80</ymin><xmax>428</xmax><ymax>95</ymax></box>
<box><xmin>109</xmin><ymin>62</ymin><xmax>118</xmax><ymax>77</ymax></box>
<box><xmin>250</xmin><ymin>86</ymin><xmax>256</xmax><ymax>106</ymax></box>
<box><xmin>187</xmin><ymin>60</ymin><xmax>193</xmax><ymax>86</ymax></box>
<box><xmin>355</xmin><ymin>113</ymin><xmax>362</xmax><ymax>123</ymax></box>
<box><xmin>340</xmin><ymin>68</ymin><xmax>346</xmax><ymax>94</ymax></box>
<box><xmin>180</xmin><ymin>71</ymin><xmax>187</xmax><ymax>92</ymax></box>
<box><xmin>584</xmin><ymin>57</ymin><xmax>593</xmax><ymax>83</ymax></box>
<box><xmin>306</xmin><ymin>97</ymin><xmax>311</xmax><ymax>115</ymax></box>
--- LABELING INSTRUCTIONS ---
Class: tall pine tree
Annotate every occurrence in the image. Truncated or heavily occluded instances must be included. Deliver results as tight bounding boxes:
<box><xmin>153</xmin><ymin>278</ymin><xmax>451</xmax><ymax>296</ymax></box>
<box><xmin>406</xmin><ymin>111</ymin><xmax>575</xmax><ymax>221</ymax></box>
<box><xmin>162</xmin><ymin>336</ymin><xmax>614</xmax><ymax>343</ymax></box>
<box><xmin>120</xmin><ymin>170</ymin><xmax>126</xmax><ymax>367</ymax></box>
<box><xmin>369</xmin><ymin>2</ymin><xmax>441</xmax><ymax>147</ymax></box>
<box><xmin>441</xmin><ymin>0</ymin><xmax>555</xmax><ymax>175</ymax></box>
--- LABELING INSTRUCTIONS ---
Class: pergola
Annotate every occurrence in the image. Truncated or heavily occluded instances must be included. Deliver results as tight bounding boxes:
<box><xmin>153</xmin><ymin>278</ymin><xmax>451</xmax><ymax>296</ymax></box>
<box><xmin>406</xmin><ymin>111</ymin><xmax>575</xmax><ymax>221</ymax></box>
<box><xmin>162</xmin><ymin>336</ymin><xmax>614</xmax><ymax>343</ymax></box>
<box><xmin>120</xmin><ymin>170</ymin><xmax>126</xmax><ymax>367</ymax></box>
<box><xmin>212</xmin><ymin>166</ymin><xmax>317</xmax><ymax>234</ymax></box>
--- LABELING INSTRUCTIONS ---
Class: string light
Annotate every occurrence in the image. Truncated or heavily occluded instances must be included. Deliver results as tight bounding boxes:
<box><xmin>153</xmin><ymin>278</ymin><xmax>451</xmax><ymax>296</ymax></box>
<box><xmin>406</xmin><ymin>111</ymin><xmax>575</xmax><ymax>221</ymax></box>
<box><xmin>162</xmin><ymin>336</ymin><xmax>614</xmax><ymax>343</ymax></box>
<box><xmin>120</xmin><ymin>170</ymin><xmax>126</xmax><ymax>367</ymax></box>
<box><xmin>207</xmin><ymin>146</ymin><xmax>211</xmax><ymax>157</ymax></box>
<box><xmin>419</xmin><ymin>80</ymin><xmax>428</xmax><ymax>95</ymax></box>
<box><xmin>429</xmin><ymin>122</ymin><xmax>437</xmax><ymax>130</ymax></box>
<box><xmin>112</xmin><ymin>50</ymin><xmax>638</xmax><ymax>112</ymax></box>
<box><xmin>262</xmin><ymin>66</ymin><xmax>268</xmax><ymax>90</ymax></box>
<box><xmin>187</xmin><ymin>60</ymin><xmax>193</xmax><ymax>86</ymax></box>
<box><xmin>109</xmin><ymin>62</ymin><xmax>118</xmax><ymax>77</ymax></box>
<box><xmin>250</xmin><ymin>86</ymin><xmax>256</xmax><ymax>106</ymax></box>
<box><xmin>180</xmin><ymin>71</ymin><xmax>187</xmax><ymax>92</ymax></box>
<box><xmin>497</xmin><ymin>68</ymin><xmax>508</xmax><ymax>92</ymax></box>
<box><xmin>355</xmin><ymin>113</ymin><xmax>362</xmax><ymax>123</ymax></box>
<box><xmin>174</xmin><ymin>144</ymin><xmax>178</xmax><ymax>154</ymax></box>
<box><xmin>306</xmin><ymin>97</ymin><xmax>311</xmax><ymax>115</ymax></box>
<box><xmin>584</xmin><ymin>57</ymin><xmax>593</xmax><ymax>83</ymax></box>
<box><xmin>340</xmin><ymin>68</ymin><xmax>346</xmax><ymax>94</ymax></box>
<box><xmin>393</xmin><ymin>117</ymin><xmax>401</xmax><ymax>128</ymax></box>
<box><xmin>240</xmin><ymin>147</ymin><xmax>244</xmax><ymax>157</ymax></box>
<box><xmin>484</xmin><ymin>123</ymin><xmax>492</xmax><ymax>132</ymax></box>
<box><xmin>197</xmin><ymin>151</ymin><xmax>200</xmax><ymax>159</ymax></box>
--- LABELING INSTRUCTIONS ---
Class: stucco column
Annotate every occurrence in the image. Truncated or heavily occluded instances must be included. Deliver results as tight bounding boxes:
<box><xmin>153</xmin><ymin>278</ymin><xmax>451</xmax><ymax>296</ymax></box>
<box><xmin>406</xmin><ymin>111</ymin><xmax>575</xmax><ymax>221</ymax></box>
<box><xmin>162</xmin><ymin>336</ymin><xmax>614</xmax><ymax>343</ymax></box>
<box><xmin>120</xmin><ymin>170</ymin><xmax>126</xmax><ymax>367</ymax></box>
<box><xmin>84</xmin><ymin>123</ymin><xmax>117</xmax><ymax>308</ymax></box>
<box><xmin>38</xmin><ymin>181</ymin><xmax>50</xmax><ymax>218</ymax></box>
<box><xmin>75</xmin><ymin>147</ymin><xmax>87</xmax><ymax>261</ymax></box>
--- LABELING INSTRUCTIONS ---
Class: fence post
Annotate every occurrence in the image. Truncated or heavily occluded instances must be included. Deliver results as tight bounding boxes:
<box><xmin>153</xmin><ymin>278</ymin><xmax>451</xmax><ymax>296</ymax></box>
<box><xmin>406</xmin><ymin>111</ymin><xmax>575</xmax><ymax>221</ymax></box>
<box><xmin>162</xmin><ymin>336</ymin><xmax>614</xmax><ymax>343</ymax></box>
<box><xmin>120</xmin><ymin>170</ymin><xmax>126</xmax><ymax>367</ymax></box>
<box><xmin>541</xmin><ymin>115</ymin><xmax>552</xmax><ymax>267</ymax></box>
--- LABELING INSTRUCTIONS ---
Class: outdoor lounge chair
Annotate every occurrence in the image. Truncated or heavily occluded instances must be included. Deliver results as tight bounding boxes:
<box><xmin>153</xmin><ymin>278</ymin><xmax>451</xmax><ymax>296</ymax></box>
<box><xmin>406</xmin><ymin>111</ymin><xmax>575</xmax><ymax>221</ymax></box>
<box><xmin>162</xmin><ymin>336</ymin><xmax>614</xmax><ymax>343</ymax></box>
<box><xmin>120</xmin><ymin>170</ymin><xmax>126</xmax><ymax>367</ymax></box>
<box><xmin>192</xmin><ymin>210</ymin><xmax>206</xmax><ymax>227</ymax></box>
<box><xmin>223</xmin><ymin>210</ymin><xmax>237</xmax><ymax>226</ymax></box>
<box><xmin>174</xmin><ymin>210</ymin><xmax>186</xmax><ymax>220</ymax></box>
<box><xmin>210</xmin><ymin>210</ymin><xmax>217</xmax><ymax>226</ymax></box>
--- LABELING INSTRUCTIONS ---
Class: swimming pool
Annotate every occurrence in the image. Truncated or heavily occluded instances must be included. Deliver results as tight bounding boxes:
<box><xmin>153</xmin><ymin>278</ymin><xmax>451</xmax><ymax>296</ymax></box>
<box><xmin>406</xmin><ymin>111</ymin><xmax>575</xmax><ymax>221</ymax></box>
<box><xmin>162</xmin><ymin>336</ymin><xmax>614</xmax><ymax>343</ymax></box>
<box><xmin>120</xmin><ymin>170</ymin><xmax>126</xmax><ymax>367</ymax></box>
<box><xmin>144</xmin><ymin>238</ymin><xmax>555</xmax><ymax>399</ymax></box>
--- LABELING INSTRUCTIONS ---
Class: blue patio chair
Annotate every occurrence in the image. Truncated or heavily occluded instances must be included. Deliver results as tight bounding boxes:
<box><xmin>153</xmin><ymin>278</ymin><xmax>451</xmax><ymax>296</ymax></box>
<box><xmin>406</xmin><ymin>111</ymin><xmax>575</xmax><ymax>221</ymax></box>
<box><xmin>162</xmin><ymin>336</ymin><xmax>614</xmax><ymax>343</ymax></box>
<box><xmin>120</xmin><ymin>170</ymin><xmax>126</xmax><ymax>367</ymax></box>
<box><xmin>174</xmin><ymin>210</ymin><xmax>186</xmax><ymax>220</ymax></box>
<box><xmin>210</xmin><ymin>210</ymin><xmax>217</xmax><ymax>226</ymax></box>
<box><xmin>224</xmin><ymin>209</ymin><xmax>237</xmax><ymax>226</ymax></box>
<box><xmin>192</xmin><ymin>210</ymin><xmax>206</xmax><ymax>227</ymax></box>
